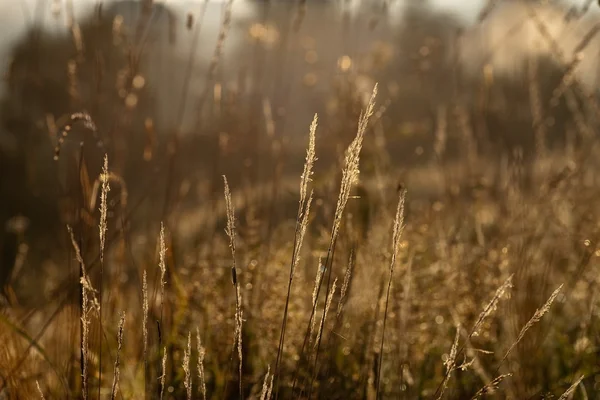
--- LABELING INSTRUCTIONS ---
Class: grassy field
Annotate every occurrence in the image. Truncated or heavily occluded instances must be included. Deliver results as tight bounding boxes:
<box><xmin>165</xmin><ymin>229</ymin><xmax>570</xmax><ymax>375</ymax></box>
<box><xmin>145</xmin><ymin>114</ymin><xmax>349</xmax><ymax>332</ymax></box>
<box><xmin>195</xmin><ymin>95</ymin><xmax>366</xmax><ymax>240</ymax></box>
<box><xmin>1</xmin><ymin>0</ymin><xmax>600</xmax><ymax>399</ymax></box>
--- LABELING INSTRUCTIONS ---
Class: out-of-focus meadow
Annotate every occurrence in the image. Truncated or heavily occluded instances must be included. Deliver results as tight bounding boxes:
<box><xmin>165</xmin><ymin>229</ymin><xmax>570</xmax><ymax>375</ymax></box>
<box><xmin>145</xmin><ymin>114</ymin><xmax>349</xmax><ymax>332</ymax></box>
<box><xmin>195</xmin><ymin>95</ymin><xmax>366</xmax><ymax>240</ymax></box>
<box><xmin>2</xmin><ymin>0</ymin><xmax>600</xmax><ymax>398</ymax></box>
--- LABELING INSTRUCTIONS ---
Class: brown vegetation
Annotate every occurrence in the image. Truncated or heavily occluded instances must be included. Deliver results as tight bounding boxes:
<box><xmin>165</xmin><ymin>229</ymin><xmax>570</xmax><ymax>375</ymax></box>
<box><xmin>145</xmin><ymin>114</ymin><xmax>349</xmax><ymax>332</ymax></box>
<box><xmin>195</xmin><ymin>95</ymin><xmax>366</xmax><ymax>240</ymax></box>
<box><xmin>1</xmin><ymin>0</ymin><xmax>600</xmax><ymax>398</ymax></box>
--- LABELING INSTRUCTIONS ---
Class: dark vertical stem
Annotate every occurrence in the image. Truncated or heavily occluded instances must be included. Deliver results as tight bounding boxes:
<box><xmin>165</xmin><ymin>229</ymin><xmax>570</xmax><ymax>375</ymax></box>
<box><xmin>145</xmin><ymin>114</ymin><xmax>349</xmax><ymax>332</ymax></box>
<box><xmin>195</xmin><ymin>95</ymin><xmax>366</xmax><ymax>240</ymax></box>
<box><xmin>77</xmin><ymin>144</ymin><xmax>86</xmax><ymax>399</ymax></box>
<box><xmin>97</xmin><ymin>167</ymin><xmax>103</xmax><ymax>400</ymax></box>
<box><xmin>375</xmin><ymin>264</ymin><xmax>394</xmax><ymax>399</ymax></box>
<box><xmin>307</xmin><ymin>239</ymin><xmax>338</xmax><ymax>398</ymax></box>
<box><xmin>274</xmin><ymin>208</ymin><xmax>304</xmax><ymax>399</ymax></box>
<box><xmin>291</xmin><ymin>237</ymin><xmax>338</xmax><ymax>397</ymax></box>
<box><xmin>98</xmin><ymin>255</ymin><xmax>103</xmax><ymax>393</ymax></box>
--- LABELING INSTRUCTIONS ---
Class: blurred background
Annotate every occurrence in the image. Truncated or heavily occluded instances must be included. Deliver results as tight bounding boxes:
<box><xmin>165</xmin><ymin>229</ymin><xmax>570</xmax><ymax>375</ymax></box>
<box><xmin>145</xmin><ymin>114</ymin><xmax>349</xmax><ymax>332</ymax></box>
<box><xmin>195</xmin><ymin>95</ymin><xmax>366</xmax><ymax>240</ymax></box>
<box><xmin>1</xmin><ymin>0</ymin><xmax>600</xmax><ymax>306</ymax></box>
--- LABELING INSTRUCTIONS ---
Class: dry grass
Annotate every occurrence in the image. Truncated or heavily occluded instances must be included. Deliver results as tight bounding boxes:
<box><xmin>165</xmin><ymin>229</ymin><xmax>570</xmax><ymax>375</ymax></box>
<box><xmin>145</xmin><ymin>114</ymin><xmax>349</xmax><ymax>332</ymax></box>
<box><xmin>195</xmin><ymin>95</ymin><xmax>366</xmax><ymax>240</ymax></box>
<box><xmin>2</xmin><ymin>1</ymin><xmax>600</xmax><ymax>399</ymax></box>
<box><xmin>110</xmin><ymin>311</ymin><xmax>125</xmax><ymax>400</ymax></box>
<box><xmin>196</xmin><ymin>327</ymin><xmax>207</xmax><ymax>400</ymax></box>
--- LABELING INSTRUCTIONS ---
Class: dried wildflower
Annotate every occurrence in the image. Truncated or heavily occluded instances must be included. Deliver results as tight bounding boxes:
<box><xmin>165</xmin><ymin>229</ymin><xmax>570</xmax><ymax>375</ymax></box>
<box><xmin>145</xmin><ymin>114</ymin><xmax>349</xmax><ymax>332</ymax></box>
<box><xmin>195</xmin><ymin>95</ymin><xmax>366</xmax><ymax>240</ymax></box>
<box><xmin>160</xmin><ymin>347</ymin><xmax>167</xmax><ymax>400</ymax></box>
<box><xmin>110</xmin><ymin>312</ymin><xmax>125</xmax><ymax>400</ymax></box>
<box><xmin>558</xmin><ymin>375</ymin><xmax>585</xmax><ymax>400</ymax></box>
<box><xmin>260</xmin><ymin>365</ymin><xmax>271</xmax><ymax>400</ymax></box>
<box><xmin>336</xmin><ymin>250</ymin><xmax>355</xmax><ymax>320</ymax></box>
<box><xmin>331</xmin><ymin>84</ymin><xmax>378</xmax><ymax>242</ymax></box>
<box><xmin>158</xmin><ymin>223</ymin><xmax>167</xmax><ymax>323</ymax></box>
<box><xmin>143</xmin><ymin>270</ymin><xmax>149</xmax><ymax>393</ymax></box>
<box><xmin>500</xmin><ymin>284</ymin><xmax>563</xmax><ymax>364</ymax></box>
<box><xmin>310</xmin><ymin>259</ymin><xmax>324</xmax><ymax>340</ymax></box>
<box><xmin>314</xmin><ymin>278</ymin><xmax>337</xmax><ymax>348</ymax></box>
<box><xmin>67</xmin><ymin>225</ymin><xmax>98</xmax><ymax>400</ymax></box>
<box><xmin>470</xmin><ymin>374</ymin><xmax>512</xmax><ymax>399</ymax></box>
<box><xmin>89</xmin><ymin>171</ymin><xmax>127</xmax><ymax>212</ymax></box>
<box><xmin>437</xmin><ymin>324</ymin><xmax>461</xmax><ymax>400</ymax></box>
<box><xmin>223</xmin><ymin>175</ymin><xmax>243</xmax><ymax>397</ymax></box>
<box><xmin>183</xmin><ymin>332</ymin><xmax>192</xmax><ymax>400</ymax></box>
<box><xmin>376</xmin><ymin>189</ymin><xmax>407</xmax><ymax>397</ymax></box>
<box><xmin>36</xmin><ymin>381</ymin><xmax>45</xmax><ymax>400</ymax></box>
<box><xmin>266</xmin><ymin>372</ymin><xmax>274</xmax><ymax>400</ymax></box>
<box><xmin>299</xmin><ymin>114</ymin><xmax>318</xmax><ymax>209</ymax></box>
<box><xmin>53</xmin><ymin>112</ymin><xmax>97</xmax><ymax>161</ymax></box>
<box><xmin>99</xmin><ymin>154</ymin><xmax>110</xmax><ymax>263</ymax></box>
<box><xmin>196</xmin><ymin>328</ymin><xmax>207</xmax><ymax>400</ymax></box>
<box><xmin>471</xmin><ymin>274</ymin><xmax>513</xmax><ymax>337</ymax></box>
<box><xmin>223</xmin><ymin>176</ymin><xmax>236</xmax><ymax>260</ymax></box>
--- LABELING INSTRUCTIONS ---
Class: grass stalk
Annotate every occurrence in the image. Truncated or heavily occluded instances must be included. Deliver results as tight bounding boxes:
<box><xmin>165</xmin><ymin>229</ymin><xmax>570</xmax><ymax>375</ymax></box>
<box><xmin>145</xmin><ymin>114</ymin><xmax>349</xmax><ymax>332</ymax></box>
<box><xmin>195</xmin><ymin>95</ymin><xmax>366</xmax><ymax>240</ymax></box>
<box><xmin>375</xmin><ymin>188</ymin><xmax>406</xmax><ymax>399</ymax></box>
